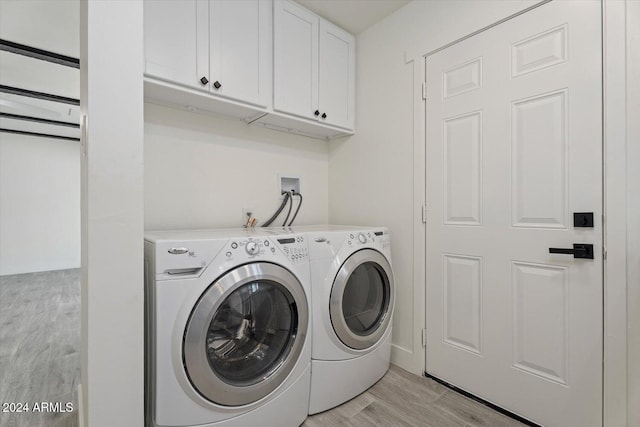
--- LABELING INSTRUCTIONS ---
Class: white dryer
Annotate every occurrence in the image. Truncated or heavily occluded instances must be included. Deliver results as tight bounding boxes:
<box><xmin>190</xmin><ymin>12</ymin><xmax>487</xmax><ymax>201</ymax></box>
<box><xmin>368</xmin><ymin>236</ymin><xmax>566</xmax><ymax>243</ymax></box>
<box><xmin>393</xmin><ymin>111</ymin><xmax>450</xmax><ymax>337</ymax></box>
<box><xmin>290</xmin><ymin>225</ymin><xmax>395</xmax><ymax>414</ymax></box>
<box><xmin>144</xmin><ymin>228</ymin><xmax>311</xmax><ymax>427</ymax></box>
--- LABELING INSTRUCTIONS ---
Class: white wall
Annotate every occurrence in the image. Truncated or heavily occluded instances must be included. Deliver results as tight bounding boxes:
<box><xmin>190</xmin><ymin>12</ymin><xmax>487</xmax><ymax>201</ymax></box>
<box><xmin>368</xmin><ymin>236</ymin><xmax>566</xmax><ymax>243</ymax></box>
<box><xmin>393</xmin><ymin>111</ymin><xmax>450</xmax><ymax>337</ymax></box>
<box><xmin>328</xmin><ymin>0</ymin><xmax>540</xmax><ymax>373</ymax></box>
<box><xmin>144</xmin><ymin>103</ymin><xmax>329</xmax><ymax>230</ymax></box>
<box><xmin>0</xmin><ymin>134</ymin><xmax>80</xmax><ymax>275</ymax></box>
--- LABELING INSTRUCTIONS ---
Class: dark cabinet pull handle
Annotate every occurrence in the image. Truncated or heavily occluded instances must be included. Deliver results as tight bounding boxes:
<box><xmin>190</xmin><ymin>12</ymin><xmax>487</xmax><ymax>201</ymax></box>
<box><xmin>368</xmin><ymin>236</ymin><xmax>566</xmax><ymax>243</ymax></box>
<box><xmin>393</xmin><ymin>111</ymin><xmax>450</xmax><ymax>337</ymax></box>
<box><xmin>213</xmin><ymin>81</ymin><xmax>222</xmax><ymax>89</ymax></box>
<box><xmin>549</xmin><ymin>243</ymin><xmax>594</xmax><ymax>259</ymax></box>
<box><xmin>314</xmin><ymin>110</ymin><xmax>320</xmax><ymax>116</ymax></box>
<box><xmin>200</xmin><ymin>76</ymin><xmax>209</xmax><ymax>85</ymax></box>
<box><xmin>321</xmin><ymin>112</ymin><xmax>327</xmax><ymax>119</ymax></box>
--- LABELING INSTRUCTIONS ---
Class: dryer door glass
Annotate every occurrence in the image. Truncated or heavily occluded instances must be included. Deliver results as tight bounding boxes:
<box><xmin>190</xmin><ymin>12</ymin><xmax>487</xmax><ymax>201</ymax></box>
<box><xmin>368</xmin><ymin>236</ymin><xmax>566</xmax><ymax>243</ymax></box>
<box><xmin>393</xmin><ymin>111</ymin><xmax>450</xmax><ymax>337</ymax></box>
<box><xmin>183</xmin><ymin>262</ymin><xmax>309</xmax><ymax>406</ymax></box>
<box><xmin>342</xmin><ymin>262</ymin><xmax>389</xmax><ymax>336</ymax></box>
<box><xmin>330</xmin><ymin>249</ymin><xmax>395</xmax><ymax>350</ymax></box>
<box><xmin>206</xmin><ymin>280</ymin><xmax>295</xmax><ymax>385</ymax></box>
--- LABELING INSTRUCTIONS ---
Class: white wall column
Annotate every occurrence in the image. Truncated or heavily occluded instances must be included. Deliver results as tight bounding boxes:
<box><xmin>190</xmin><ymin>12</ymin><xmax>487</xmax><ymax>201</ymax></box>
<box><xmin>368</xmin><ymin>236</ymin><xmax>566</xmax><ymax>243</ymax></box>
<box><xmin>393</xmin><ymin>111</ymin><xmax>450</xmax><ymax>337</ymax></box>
<box><xmin>79</xmin><ymin>1</ymin><xmax>144</xmax><ymax>426</ymax></box>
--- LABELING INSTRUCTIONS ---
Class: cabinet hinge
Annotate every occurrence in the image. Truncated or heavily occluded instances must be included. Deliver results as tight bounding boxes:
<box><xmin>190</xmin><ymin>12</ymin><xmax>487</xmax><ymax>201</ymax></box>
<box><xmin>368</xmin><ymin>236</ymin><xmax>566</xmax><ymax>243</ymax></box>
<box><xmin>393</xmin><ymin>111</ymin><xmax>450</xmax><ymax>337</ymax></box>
<box><xmin>603</xmin><ymin>247</ymin><xmax>607</xmax><ymax>260</ymax></box>
<box><xmin>422</xmin><ymin>82</ymin><xmax>427</xmax><ymax>100</ymax></box>
<box><xmin>422</xmin><ymin>205</ymin><xmax>427</xmax><ymax>224</ymax></box>
<box><xmin>421</xmin><ymin>328</ymin><xmax>427</xmax><ymax>348</ymax></box>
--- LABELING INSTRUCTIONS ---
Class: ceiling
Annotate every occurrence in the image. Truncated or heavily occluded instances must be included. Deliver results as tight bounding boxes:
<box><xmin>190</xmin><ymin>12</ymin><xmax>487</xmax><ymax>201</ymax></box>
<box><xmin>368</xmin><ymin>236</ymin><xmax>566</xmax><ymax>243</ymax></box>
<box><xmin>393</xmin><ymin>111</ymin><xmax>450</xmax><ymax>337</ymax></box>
<box><xmin>297</xmin><ymin>0</ymin><xmax>410</xmax><ymax>34</ymax></box>
<box><xmin>0</xmin><ymin>0</ymin><xmax>409</xmax><ymax>142</ymax></box>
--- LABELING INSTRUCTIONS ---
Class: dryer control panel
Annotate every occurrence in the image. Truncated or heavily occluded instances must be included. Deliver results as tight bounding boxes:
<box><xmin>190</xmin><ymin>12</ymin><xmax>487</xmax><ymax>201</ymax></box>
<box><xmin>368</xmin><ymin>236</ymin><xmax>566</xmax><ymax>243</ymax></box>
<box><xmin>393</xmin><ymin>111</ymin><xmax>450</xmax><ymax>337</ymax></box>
<box><xmin>346</xmin><ymin>231</ymin><xmax>389</xmax><ymax>248</ymax></box>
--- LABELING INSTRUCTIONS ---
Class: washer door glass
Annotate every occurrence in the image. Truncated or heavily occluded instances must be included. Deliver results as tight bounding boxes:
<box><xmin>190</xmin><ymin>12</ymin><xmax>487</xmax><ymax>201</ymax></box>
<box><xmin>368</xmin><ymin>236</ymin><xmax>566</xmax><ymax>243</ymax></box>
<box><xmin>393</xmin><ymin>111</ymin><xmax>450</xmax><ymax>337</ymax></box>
<box><xmin>183</xmin><ymin>263</ymin><xmax>308</xmax><ymax>406</ymax></box>
<box><xmin>207</xmin><ymin>281</ymin><xmax>295</xmax><ymax>385</ymax></box>
<box><xmin>330</xmin><ymin>249</ymin><xmax>394</xmax><ymax>350</ymax></box>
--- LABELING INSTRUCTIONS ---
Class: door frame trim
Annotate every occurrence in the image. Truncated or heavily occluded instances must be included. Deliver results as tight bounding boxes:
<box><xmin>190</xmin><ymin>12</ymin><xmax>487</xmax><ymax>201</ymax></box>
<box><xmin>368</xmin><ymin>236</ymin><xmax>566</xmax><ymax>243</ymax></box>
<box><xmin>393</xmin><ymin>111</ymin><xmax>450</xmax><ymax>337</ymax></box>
<box><xmin>409</xmin><ymin>1</ymin><xmax>637</xmax><ymax>425</ymax></box>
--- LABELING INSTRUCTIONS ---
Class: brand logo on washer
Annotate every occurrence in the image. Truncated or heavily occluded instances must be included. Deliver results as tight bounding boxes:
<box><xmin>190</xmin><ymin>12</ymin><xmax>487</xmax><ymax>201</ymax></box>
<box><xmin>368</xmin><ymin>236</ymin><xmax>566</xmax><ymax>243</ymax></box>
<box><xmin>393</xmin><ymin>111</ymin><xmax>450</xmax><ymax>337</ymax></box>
<box><xmin>168</xmin><ymin>247</ymin><xmax>189</xmax><ymax>255</ymax></box>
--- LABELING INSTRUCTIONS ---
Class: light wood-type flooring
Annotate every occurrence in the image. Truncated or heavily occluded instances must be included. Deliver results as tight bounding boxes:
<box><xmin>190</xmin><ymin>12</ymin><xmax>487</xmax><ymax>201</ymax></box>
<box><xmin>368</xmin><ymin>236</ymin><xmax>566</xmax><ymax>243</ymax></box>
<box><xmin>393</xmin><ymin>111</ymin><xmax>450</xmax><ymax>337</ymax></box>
<box><xmin>303</xmin><ymin>365</ymin><xmax>526</xmax><ymax>427</ymax></box>
<box><xmin>0</xmin><ymin>269</ymin><xmax>525</xmax><ymax>427</ymax></box>
<box><xmin>0</xmin><ymin>269</ymin><xmax>80</xmax><ymax>427</ymax></box>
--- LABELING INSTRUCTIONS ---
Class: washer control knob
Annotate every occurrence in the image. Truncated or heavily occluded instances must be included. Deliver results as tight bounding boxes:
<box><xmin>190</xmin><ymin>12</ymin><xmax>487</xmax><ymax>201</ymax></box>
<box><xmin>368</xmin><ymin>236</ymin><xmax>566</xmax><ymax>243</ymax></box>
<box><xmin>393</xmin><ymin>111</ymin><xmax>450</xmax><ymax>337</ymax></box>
<box><xmin>245</xmin><ymin>241</ymin><xmax>259</xmax><ymax>255</ymax></box>
<box><xmin>358</xmin><ymin>233</ymin><xmax>367</xmax><ymax>244</ymax></box>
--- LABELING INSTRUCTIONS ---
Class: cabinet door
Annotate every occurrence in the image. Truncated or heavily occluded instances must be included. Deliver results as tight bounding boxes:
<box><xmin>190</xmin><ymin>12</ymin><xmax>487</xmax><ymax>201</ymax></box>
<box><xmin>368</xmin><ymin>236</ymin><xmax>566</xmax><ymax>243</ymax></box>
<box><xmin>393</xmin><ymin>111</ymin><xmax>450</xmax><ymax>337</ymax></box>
<box><xmin>319</xmin><ymin>20</ymin><xmax>355</xmax><ymax>130</ymax></box>
<box><xmin>210</xmin><ymin>0</ymin><xmax>270</xmax><ymax>107</ymax></box>
<box><xmin>273</xmin><ymin>0</ymin><xmax>318</xmax><ymax>120</ymax></box>
<box><xmin>144</xmin><ymin>0</ymin><xmax>209</xmax><ymax>90</ymax></box>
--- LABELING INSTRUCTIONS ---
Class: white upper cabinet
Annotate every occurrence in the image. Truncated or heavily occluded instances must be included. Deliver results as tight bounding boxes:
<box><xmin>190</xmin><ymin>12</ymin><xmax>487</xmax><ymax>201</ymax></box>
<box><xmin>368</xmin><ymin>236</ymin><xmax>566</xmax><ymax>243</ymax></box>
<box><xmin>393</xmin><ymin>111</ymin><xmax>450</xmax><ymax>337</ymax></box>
<box><xmin>144</xmin><ymin>0</ymin><xmax>270</xmax><ymax>108</ymax></box>
<box><xmin>209</xmin><ymin>0</ymin><xmax>270</xmax><ymax>107</ymax></box>
<box><xmin>144</xmin><ymin>0</ymin><xmax>355</xmax><ymax>139</ymax></box>
<box><xmin>273</xmin><ymin>0</ymin><xmax>355</xmax><ymax>130</ymax></box>
<box><xmin>144</xmin><ymin>0</ymin><xmax>208</xmax><ymax>91</ymax></box>
<box><xmin>318</xmin><ymin>20</ymin><xmax>355</xmax><ymax>130</ymax></box>
<box><xmin>273</xmin><ymin>0</ymin><xmax>319</xmax><ymax>121</ymax></box>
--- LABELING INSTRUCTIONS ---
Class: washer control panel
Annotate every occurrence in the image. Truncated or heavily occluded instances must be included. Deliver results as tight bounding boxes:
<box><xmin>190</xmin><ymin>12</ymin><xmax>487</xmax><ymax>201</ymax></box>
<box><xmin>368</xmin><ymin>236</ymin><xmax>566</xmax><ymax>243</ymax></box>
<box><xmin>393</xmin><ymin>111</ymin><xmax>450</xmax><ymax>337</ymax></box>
<box><xmin>245</xmin><ymin>241</ymin><xmax>259</xmax><ymax>255</ymax></box>
<box><xmin>226</xmin><ymin>238</ymin><xmax>268</xmax><ymax>259</ymax></box>
<box><xmin>276</xmin><ymin>235</ymin><xmax>308</xmax><ymax>264</ymax></box>
<box><xmin>224</xmin><ymin>235</ymin><xmax>308</xmax><ymax>264</ymax></box>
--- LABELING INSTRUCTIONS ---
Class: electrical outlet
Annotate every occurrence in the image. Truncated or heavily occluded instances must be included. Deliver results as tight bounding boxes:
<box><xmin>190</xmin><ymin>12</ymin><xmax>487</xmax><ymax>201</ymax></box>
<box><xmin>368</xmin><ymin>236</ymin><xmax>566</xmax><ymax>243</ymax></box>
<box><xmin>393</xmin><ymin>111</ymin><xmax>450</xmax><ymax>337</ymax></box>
<box><xmin>242</xmin><ymin>208</ymin><xmax>254</xmax><ymax>227</ymax></box>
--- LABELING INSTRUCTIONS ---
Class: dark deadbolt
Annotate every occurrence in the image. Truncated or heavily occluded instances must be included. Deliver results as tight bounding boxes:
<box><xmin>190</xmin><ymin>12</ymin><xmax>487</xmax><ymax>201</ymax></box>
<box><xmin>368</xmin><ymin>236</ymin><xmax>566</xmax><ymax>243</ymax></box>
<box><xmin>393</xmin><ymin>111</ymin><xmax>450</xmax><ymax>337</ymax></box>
<box><xmin>549</xmin><ymin>243</ymin><xmax>594</xmax><ymax>259</ymax></box>
<box><xmin>573</xmin><ymin>212</ymin><xmax>594</xmax><ymax>228</ymax></box>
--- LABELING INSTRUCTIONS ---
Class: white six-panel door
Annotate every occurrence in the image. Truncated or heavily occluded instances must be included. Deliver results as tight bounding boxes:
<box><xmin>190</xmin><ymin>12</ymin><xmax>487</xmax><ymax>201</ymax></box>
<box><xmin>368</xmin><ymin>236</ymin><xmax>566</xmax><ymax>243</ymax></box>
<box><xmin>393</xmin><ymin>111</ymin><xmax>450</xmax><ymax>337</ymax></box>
<box><xmin>425</xmin><ymin>2</ymin><xmax>602</xmax><ymax>426</ymax></box>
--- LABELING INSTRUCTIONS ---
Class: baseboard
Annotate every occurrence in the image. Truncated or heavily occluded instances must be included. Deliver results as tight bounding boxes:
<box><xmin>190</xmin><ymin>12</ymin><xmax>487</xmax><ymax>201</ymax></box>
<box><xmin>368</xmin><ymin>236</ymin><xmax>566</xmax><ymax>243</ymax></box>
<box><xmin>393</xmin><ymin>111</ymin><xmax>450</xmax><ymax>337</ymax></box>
<box><xmin>390</xmin><ymin>343</ymin><xmax>422</xmax><ymax>375</ymax></box>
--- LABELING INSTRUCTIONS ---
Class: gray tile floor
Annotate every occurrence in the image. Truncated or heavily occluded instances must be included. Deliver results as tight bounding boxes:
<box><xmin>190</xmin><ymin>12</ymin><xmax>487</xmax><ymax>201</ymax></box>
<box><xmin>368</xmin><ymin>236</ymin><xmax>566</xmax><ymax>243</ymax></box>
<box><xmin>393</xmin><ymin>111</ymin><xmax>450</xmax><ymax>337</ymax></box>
<box><xmin>0</xmin><ymin>269</ymin><xmax>80</xmax><ymax>427</ymax></box>
<box><xmin>0</xmin><ymin>269</ymin><xmax>525</xmax><ymax>427</ymax></box>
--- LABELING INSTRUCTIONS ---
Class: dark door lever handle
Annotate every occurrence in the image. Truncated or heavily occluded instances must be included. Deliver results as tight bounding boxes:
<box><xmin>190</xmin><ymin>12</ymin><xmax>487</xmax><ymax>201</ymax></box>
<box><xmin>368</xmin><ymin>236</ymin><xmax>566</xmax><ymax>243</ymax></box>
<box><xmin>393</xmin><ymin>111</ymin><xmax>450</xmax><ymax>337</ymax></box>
<box><xmin>549</xmin><ymin>243</ymin><xmax>594</xmax><ymax>259</ymax></box>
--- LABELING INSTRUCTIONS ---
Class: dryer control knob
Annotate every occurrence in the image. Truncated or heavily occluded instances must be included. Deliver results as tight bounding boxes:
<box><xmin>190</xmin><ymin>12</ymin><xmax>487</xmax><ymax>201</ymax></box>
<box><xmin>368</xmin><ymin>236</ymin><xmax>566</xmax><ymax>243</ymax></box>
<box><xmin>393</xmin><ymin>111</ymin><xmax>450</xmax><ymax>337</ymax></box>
<box><xmin>358</xmin><ymin>233</ymin><xmax>367</xmax><ymax>244</ymax></box>
<box><xmin>245</xmin><ymin>241</ymin><xmax>259</xmax><ymax>255</ymax></box>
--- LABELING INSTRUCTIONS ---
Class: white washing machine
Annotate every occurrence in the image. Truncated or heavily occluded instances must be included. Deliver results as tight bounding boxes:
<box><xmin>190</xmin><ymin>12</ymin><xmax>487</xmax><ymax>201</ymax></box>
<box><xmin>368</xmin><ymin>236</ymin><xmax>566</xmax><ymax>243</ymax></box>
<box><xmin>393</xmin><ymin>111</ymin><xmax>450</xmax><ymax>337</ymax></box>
<box><xmin>144</xmin><ymin>228</ymin><xmax>311</xmax><ymax>427</ymax></box>
<box><xmin>287</xmin><ymin>225</ymin><xmax>395</xmax><ymax>414</ymax></box>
